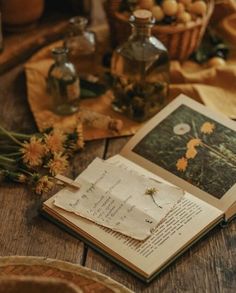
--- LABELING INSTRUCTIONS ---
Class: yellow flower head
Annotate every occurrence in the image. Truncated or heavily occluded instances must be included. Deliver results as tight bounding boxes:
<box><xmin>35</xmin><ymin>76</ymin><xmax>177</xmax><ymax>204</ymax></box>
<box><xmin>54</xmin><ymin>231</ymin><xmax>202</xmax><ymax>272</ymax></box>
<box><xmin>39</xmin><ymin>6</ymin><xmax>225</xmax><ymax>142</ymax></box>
<box><xmin>187</xmin><ymin>138</ymin><xmax>202</xmax><ymax>149</ymax></box>
<box><xmin>35</xmin><ymin>175</ymin><xmax>54</xmax><ymax>195</ymax></box>
<box><xmin>44</xmin><ymin>130</ymin><xmax>65</xmax><ymax>154</ymax></box>
<box><xmin>18</xmin><ymin>174</ymin><xmax>27</xmax><ymax>183</ymax></box>
<box><xmin>47</xmin><ymin>153</ymin><xmax>68</xmax><ymax>176</ymax></box>
<box><xmin>21</xmin><ymin>136</ymin><xmax>45</xmax><ymax>167</ymax></box>
<box><xmin>186</xmin><ymin>147</ymin><xmax>197</xmax><ymax>159</ymax></box>
<box><xmin>176</xmin><ymin>157</ymin><xmax>188</xmax><ymax>172</ymax></box>
<box><xmin>200</xmin><ymin>122</ymin><xmax>215</xmax><ymax>134</ymax></box>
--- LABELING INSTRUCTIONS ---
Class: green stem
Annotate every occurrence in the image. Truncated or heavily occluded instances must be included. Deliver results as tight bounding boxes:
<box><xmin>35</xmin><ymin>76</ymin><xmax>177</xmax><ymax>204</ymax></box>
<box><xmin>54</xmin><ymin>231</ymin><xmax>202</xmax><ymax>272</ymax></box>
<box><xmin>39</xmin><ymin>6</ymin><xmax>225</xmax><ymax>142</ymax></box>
<box><xmin>8</xmin><ymin>131</ymin><xmax>32</xmax><ymax>140</ymax></box>
<box><xmin>0</xmin><ymin>126</ymin><xmax>23</xmax><ymax>146</ymax></box>
<box><xmin>18</xmin><ymin>167</ymin><xmax>34</xmax><ymax>176</ymax></box>
<box><xmin>2</xmin><ymin>152</ymin><xmax>21</xmax><ymax>157</ymax></box>
<box><xmin>202</xmin><ymin>142</ymin><xmax>236</xmax><ymax>165</ymax></box>
<box><xmin>0</xmin><ymin>155</ymin><xmax>15</xmax><ymax>163</ymax></box>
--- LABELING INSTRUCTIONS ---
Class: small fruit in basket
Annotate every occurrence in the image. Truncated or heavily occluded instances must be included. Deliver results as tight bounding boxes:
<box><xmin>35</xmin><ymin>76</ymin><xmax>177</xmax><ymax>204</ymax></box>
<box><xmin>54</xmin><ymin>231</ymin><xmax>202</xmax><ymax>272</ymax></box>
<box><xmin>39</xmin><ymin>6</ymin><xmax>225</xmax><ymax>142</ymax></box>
<box><xmin>178</xmin><ymin>0</ymin><xmax>192</xmax><ymax>8</ymax></box>
<box><xmin>177</xmin><ymin>3</ymin><xmax>185</xmax><ymax>15</ymax></box>
<box><xmin>162</xmin><ymin>0</ymin><xmax>178</xmax><ymax>16</ymax></box>
<box><xmin>189</xmin><ymin>0</ymin><xmax>207</xmax><ymax>16</ymax></box>
<box><xmin>177</xmin><ymin>11</ymin><xmax>192</xmax><ymax>23</ymax></box>
<box><xmin>151</xmin><ymin>5</ymin><xmax>164</xmax><ymax>21</ymax></box>
<box><xmin>139</xmin><ymin>0</ymin><xmax>155</xmax><ymax>10</ymax></box>
<box><xmin>120</xmin><ymin>0</ymin><xmax>208</xmax><ymax>25</ymax></box>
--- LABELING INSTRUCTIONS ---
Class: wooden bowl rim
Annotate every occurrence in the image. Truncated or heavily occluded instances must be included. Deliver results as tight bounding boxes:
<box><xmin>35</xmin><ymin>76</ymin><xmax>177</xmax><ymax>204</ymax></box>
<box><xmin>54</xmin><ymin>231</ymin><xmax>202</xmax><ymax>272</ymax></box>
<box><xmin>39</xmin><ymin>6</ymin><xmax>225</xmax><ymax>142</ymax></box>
<box><xmin>0</xmin><ymin>256</ymin><xmax>133</xmax><ymax>293</ymax></box>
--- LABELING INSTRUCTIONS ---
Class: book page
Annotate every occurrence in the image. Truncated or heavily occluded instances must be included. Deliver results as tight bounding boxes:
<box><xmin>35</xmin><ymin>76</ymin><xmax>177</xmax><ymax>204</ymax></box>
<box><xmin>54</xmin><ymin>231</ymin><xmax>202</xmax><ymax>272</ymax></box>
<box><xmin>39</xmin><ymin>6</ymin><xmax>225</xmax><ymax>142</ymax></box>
<box><xmin>53</xmin><ymin>158</ymin><xmax>184</xmax><ymax>240</ymax></box>
<box><xmin>43</xmin><ymin>155</ymin><xmax>223</xmax><ymax>277</ymax></box>
<box><xmin>121</xmin><ymin>95</ymin><xmax>236</xmax><ymax>212</ymax></box>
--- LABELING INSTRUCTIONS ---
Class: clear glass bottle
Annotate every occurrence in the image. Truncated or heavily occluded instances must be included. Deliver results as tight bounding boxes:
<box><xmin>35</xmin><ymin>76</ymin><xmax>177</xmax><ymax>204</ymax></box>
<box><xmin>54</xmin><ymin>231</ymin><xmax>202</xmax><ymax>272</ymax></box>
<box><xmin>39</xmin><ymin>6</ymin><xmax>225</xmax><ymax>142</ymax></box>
<box><xmin>47</xmin><ymin>47</ymin><xmax>80</xmax><ymax>116</ymax></box>
<box><xmin>111</xmin><ymin>9</ymin><xmax>169</xmax><ymax>122</ymax></box>
<box><xmin>64</xmin><ymin>16</ymin><xmax>96</xmax><ymax>76</ymax></box>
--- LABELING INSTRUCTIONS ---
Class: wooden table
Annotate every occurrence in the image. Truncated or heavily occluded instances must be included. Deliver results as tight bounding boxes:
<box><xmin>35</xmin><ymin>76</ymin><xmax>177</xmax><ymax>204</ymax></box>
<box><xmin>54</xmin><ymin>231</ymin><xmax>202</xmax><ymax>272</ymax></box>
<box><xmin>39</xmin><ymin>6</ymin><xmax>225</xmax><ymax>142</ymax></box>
<box><xmin>0</xmin><ymin>25</ymin><xmax>236</xmax><ymax>293</ymax></box>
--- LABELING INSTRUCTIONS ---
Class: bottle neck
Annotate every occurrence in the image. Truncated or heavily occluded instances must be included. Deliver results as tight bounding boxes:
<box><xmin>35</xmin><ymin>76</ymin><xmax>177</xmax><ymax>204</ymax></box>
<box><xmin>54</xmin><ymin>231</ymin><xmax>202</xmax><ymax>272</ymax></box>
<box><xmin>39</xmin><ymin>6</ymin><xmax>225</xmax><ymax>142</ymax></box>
<box><xmin>131</xmin><ymin>25</ymin><xmax>152</xmax><ymax>38</ymax></box>
<box><xmin>55</xmin><ymin>54</ymin><xmax>67</xmax><ymax>65</ymax></box>
<box><xmin>52</xmin><ymin>47</ymin><xmax>68</xmax><ymax>65</ymax></box>
<box><xmin>69</xmin><ymin>17</ymin><xmax>87</xmax><ymax>35</ymax></box>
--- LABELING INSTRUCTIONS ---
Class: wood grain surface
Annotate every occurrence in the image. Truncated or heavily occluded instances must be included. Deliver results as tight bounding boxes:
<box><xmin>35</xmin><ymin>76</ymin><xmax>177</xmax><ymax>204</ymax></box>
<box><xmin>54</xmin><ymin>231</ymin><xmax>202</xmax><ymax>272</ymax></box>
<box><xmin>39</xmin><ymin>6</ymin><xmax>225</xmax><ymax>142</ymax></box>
<box><xmin>0</xmin><ymin>49</ymin><xmax>236</xmax><ymax>293</ymax></box>
<box><xmin>0</xmin><ymin>17</ymin><xmax>68</xmax><ymax>75</ymax></box>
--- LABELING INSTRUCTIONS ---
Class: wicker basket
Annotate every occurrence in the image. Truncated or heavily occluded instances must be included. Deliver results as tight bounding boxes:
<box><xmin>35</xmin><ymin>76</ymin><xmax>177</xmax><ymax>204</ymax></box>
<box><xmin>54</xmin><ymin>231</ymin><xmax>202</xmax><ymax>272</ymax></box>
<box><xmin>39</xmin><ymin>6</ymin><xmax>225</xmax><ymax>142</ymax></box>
<box><xmin>104</xmin><ymin>0</ymin><xmax>214</xmax><ymax>60</ymax></box>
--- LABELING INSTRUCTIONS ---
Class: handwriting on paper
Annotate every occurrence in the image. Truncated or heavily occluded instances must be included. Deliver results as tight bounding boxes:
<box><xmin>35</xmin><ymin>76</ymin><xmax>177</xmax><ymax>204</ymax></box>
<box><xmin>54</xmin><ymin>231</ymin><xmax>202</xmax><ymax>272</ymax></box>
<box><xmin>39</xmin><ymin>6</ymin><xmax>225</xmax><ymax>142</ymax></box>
<box><xmin>54</xmin><ymin>158</ymin><xmax>184</xmax><ymax>240</ymax></box>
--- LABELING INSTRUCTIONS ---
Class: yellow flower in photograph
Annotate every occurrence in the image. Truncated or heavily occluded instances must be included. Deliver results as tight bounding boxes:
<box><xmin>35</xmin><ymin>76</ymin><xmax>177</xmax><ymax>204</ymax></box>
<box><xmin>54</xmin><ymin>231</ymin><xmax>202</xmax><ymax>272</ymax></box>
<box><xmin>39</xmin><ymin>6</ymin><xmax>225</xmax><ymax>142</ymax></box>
<box><xmin>35</xmin><ymin>176</ymin><xmax>54</xmax><ymax>195</ymax></box>
<box><xmin>21</xmin><ymin>136</ymin><xmax>45</xmax><ymax>167</ymax></box>
<box><xmin>44</xmin><ymin>130</ymin><xmax>65</xmax><ymax>154</ymax></box>
<box><xmin>186</xmin><ymin>147</ymin><xmax>197</xmax><ymax>159</ymax></box>
<box><xmin>200</xmin><ymin>122</ymin><xmax>215</xmax><ymax>134</ymax></box>
<box><xmin>176</xmin><ymin>157</ymin><xmax>188</xmax><ymax>172</ymax></box>
<box><xmin>187</xmin><ymin>138</ymin><xmax>202</xmax><ymax>149</ymax></box>
<box><xmin>47</xmin><ymin>153</ymin><xmax>69</xmax><ymax>176</ymax></box>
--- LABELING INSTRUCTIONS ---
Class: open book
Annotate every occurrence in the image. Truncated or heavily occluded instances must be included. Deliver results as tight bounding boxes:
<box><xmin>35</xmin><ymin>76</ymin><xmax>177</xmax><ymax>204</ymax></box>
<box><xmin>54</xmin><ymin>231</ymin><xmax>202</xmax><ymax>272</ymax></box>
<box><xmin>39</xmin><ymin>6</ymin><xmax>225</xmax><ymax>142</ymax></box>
<box><xmin>42</xmin><ymin>95</ymin><xmax>236</xmax><ymax>282</ymax></box>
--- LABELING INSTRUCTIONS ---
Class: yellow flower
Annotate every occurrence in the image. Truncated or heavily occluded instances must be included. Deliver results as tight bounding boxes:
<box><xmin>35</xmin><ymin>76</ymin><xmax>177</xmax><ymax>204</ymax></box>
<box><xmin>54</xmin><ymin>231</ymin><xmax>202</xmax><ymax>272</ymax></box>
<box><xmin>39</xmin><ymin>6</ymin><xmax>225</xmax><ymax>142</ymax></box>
<box><xmin>35</xmin><ymin>176</ymin><xmax>54</xmax><ymax>195</ymax></box>
<box><xmin>186</xmin><ymin>147</ymin><xmax>197</xmax><ymax>159</ymax></box>
<box><xmin>47</xmin><ymin>153</ymin><xmax>68</xmax><ymax>176</ymax></box>
<box><xmin>18</xmin><ymin>174</ymin><xmax>27</xmax><ymax>183</ymax></box>
<box><xmin>187</xmin><ymin>138</ymin><xmax>202</xmax><ymax>149</ymax></box>
<box><xmin>200</xmin><ymin>122</ymin><xmax>215</xmax><ymax>134</ymax></box>
<box><xmin>21</xmin><ymin>136</ymin><xmax>45</xmax><ymax>167</ymax></box>
<box><xmin>176</xmin><ymin>157</ymin><xmax>188</xmax><ymax>172</ymax></box>
<box><xmin>44</xmin><ymin>130</ymin><xmax>65</xmax><ymax>154</ymax></box>
<box><xmin>76</xmin><ymin>124</ymin><xmax>84</xmax><ymax>149</ymax></box>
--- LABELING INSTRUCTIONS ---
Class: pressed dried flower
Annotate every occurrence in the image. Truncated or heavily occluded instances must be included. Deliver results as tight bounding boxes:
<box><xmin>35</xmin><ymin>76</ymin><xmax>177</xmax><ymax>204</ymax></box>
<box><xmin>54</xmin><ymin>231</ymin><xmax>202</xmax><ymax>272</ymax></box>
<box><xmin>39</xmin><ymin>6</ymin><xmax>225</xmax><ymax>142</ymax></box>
<box><xmin>44</xmin><ymin>130</ymin><xmax>65</xmax><ymax>154</ymax></box>
<box><xmin>187</xmin><ymin>138</ymin><xmax>202</xmax><ymax>149</ymax></box>
<box><xmin>200</xmin><ymin>122</ymin><xmax>215</xmax><ymax>134</ymax></box>
<box><xmin>145</xmin><ymin>187</ymin><xmax>158</xmax><ymax>196</ymax></box>
<box><xmin>21</xmin><ymin>136</ymin><xmax>45</xmax><ymax>167</ymax></box>
<box><xmin>186</xmin><ymin>147</ymin><xmax>197</xmax><ymax>159</ymax></box>
<box><xmin>176</xmin><ymin>157</ymin><xmax>188</xmax><ymax>172</ymax></box>
<box><xmin>47</xmin><ymin>153</ymin><xmax>69</xmax><ymax>176</ymax></box>
<box><xmin>35</xmin><ymin>175</ymin><xmax>54</xmax><ymax>195</ymax></box>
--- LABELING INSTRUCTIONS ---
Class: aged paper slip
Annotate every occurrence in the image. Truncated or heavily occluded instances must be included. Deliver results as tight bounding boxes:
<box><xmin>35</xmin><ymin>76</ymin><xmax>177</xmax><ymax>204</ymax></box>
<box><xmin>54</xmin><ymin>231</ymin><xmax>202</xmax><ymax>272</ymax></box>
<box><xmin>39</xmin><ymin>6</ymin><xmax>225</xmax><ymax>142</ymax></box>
<box><xmin>54</xmin><ymin>158</ymin><xmax>184</xmax><ymax>240</ymax></box>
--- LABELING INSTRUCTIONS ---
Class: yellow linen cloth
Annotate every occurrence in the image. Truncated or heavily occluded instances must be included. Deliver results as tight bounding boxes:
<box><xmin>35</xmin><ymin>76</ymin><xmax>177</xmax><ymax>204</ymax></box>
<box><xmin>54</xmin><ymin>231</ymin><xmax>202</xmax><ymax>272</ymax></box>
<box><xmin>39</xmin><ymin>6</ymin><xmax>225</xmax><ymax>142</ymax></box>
<box><xmin>169</xmin><ymin>51</ymin><xmax>236</xmax><ymax>119</ymax></box>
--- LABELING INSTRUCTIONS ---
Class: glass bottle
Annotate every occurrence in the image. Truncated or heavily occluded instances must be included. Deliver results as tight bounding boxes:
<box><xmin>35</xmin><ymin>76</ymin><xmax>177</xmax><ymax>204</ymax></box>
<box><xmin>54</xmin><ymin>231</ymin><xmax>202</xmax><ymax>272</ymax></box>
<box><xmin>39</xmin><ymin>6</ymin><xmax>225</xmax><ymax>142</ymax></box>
<box><xmin>111</xmin><ymin>9</ymin><xmax>169</xmax><ymax>122</ymax></box>
<box><xmin>47</xmin><ymin>47</ymin><xmax>80</xmax><ymax>116</ymax></box>
<box><xmin>64</xmin><ymin>16</ymin><xmax>96</xmax><ymax>76</ymax></box>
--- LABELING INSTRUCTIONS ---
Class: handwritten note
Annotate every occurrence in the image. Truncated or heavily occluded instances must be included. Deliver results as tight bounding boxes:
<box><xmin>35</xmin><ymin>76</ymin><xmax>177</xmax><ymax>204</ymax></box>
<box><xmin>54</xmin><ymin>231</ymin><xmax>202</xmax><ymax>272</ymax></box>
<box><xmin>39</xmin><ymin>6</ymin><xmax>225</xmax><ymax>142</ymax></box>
<box><xmin>54</xmin><ymin>158</ymin><xmax>184</xmax><ymax>240</ymax></box>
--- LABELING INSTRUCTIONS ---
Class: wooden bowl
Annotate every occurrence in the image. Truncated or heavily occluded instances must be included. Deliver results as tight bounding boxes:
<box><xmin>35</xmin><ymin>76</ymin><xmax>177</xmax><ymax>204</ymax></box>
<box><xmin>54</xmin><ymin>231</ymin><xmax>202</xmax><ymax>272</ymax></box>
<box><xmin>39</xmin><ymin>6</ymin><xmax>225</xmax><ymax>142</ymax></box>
<box><xmin>0</xmin><ymin>276</ymin><xmax>82</xmax><ymax>293</ymax></box>
<box><xmin>104</xmin><ymin>0</ymin><xmax>214</xmax><ymax>60</ymax></box>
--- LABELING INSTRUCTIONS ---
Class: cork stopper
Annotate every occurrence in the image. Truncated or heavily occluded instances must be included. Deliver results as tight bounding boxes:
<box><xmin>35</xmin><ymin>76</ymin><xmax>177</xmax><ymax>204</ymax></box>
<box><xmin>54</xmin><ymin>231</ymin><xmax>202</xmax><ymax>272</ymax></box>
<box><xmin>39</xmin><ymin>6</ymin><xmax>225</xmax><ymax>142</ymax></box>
<box><xmin>133</xmin><ymin>9</ymin><xmax>152</xmax><ymax>22</ymax></box>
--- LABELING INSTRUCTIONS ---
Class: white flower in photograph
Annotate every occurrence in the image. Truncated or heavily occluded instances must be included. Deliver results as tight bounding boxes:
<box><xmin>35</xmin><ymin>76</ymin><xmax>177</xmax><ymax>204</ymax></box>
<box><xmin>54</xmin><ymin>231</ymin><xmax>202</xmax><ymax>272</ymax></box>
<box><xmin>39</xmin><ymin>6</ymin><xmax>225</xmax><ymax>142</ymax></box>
<box><xmin>173</xmin><ymin>123</ymin><xmax>191</xmax><ymax>135</ymax></box>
